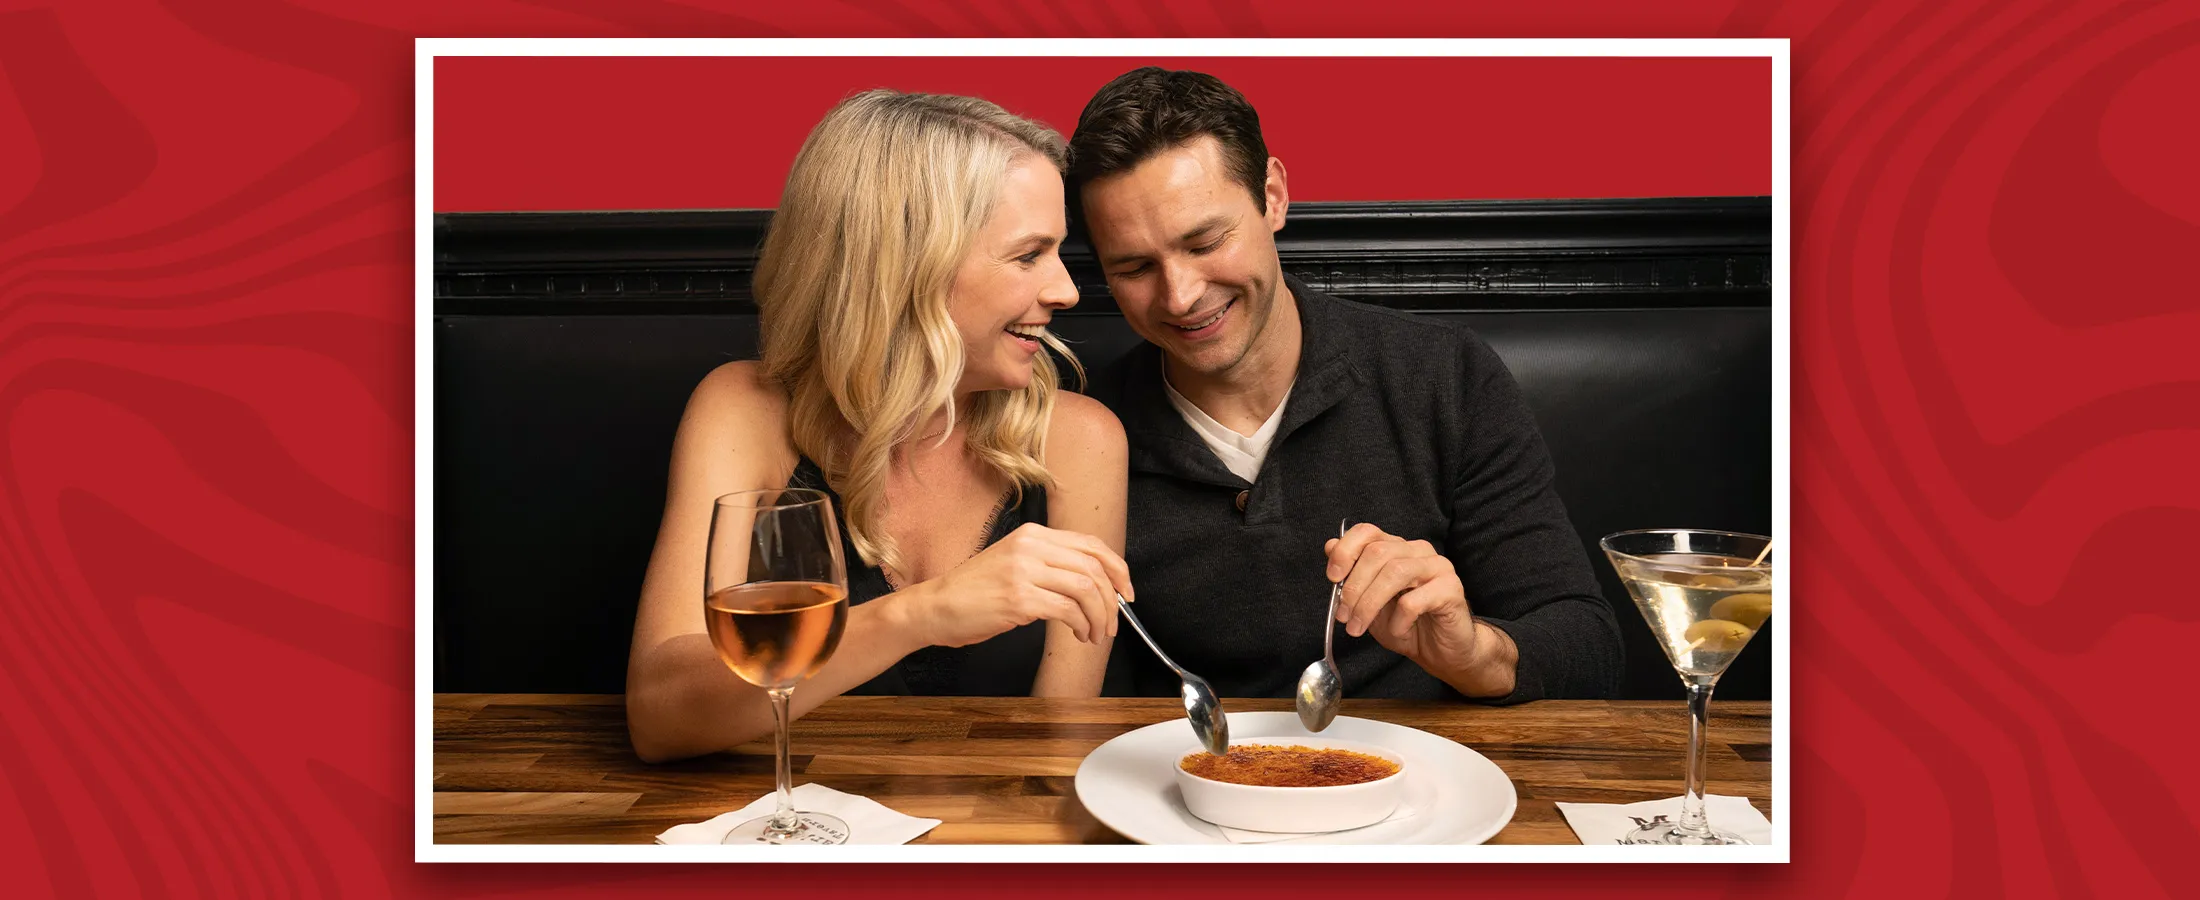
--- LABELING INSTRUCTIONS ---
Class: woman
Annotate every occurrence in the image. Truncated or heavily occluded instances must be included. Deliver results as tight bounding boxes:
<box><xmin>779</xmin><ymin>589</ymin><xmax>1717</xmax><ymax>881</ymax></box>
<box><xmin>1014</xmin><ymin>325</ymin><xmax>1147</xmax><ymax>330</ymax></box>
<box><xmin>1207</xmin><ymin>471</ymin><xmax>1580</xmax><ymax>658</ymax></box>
<box><xmin>626</xmin><ymin>90</ymin><xmax>1132</xmax><ymax>763</ymax></box>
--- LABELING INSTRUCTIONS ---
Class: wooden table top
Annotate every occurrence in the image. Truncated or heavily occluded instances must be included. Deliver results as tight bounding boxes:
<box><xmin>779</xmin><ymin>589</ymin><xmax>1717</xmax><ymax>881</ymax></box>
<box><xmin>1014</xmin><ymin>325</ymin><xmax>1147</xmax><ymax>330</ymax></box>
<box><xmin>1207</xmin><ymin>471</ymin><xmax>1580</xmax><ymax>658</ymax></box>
<box><xmin>433</xmin><ymin>694</ymin><xmax>1772</xmax><ymax>845</ymax></box>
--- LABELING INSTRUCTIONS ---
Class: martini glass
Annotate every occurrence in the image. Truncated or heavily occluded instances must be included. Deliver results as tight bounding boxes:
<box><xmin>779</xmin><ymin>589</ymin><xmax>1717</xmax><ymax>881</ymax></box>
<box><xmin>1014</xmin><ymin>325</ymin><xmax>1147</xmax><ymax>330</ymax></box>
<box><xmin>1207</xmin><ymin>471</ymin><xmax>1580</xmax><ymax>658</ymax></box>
<box><xmin>1601</xmin><ymin>529</ymin><xmax>1773</xmax><ymax>845</ymax></box>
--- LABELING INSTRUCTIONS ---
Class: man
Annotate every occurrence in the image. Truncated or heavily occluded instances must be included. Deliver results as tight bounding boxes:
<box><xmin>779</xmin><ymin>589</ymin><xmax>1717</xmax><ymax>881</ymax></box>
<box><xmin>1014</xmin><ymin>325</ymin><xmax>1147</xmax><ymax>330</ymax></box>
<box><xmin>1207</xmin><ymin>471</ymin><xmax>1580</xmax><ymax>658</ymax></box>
<box><xmin>1068</xmin><ymin>67</ymin><xmax>1622</xmax><ymax>702</ymax></box>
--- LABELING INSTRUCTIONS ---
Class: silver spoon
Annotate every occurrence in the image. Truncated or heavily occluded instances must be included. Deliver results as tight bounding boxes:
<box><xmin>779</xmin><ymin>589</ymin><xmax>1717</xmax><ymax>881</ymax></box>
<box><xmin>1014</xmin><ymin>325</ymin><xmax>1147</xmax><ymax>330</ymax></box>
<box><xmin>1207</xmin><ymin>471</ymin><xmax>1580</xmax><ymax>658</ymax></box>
<box><xmin>1295</xmin><ymin>518</ymin><xmax>1348</xmax><ymax>732</ymax></box>
<box><xmin>1116</xmin><ymin>594</ymin><xmax>1229</xmax><ymax>757</ymax></box>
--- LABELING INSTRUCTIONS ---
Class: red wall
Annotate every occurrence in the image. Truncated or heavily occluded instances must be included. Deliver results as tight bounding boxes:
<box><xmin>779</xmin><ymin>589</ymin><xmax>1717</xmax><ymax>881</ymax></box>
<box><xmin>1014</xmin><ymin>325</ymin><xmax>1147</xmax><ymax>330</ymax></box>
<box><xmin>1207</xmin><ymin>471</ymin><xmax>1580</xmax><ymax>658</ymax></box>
<box><xmin>433</xmin><ymin>56</ymin><xmax>1771</xmax><ymax>211</ymax></box>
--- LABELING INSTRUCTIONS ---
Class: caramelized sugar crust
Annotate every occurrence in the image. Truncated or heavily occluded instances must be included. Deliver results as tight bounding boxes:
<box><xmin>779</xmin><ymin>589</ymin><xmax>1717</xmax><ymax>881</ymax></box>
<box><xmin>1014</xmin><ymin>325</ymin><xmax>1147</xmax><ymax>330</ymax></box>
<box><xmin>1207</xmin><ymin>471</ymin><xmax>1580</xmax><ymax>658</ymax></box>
<box><xmin>1179</xmin><ymin>744</ymin><xmax>1400</xmax><ymax>787</ymax></box>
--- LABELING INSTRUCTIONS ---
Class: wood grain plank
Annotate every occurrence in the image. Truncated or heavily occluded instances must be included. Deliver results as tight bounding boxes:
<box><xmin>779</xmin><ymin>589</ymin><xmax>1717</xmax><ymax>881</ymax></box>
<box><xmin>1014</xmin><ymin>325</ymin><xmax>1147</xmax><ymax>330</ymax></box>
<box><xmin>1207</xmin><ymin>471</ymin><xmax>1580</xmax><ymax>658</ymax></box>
<box><xmin>430</xmin><ymin>694</ymin><xmax>1777</xmax><ymax>846</ymax></box>
<box><xmin>432</xmin><ymin>772</ymin><xmax>611</xmax><ymax>792</ymax></box>
<box><xmin>615</xmin><ymin>772</ymin><xmax>1039</xmax><ymax>801</ymax></box>
<box><xmin>725</xmin><ymin>737</ymin><xmax>1127</xmax><ymax>757</ymax></box>
<box><xmin>917</xmin><ymin>822</ymin><xmax>1096</xmax><ymax>844</ymax></box>
<box><xmin>434</xmin><ymin>792</ymin><xmax>642</xmax><ymax>815</ymax></box>
<box><xmin>433</xmin><ymin>814</ymin><xmax>685</xmax><ymax>844</ymax></box>
<box><xmin>432</xmin><ymin>751</ymin><xmax>543</xmax><ymax>773</ymax></box>
<box><xmin>1730</xmin><ymin>742</ymin><xmax>1773</xmax><ymax>762</ymax></box>
<box><xmin>802</xmin><ymin>755</ymin><xmax>1084</xmax><ymax>777</ymax></box>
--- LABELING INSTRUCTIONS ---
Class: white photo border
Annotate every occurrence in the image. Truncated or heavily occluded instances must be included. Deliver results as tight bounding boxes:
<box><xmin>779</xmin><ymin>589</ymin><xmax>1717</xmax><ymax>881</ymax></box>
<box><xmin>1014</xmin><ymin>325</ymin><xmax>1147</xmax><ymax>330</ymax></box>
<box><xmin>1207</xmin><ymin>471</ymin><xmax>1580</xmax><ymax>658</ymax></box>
<box><xmin>415</xmin><ymin>36</ymin><xmax>1792</xmax><ymax>864</ymax></box>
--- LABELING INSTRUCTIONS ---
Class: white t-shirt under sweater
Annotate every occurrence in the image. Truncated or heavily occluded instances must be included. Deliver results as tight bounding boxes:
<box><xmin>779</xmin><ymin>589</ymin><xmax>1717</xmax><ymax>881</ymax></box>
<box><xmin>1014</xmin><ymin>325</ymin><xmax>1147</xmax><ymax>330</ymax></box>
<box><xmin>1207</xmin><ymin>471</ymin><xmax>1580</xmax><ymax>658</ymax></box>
<box><xmin>1161</xmin><ymin>373</ymin><xmax>1295</xmax><ymax>484</ymax></box>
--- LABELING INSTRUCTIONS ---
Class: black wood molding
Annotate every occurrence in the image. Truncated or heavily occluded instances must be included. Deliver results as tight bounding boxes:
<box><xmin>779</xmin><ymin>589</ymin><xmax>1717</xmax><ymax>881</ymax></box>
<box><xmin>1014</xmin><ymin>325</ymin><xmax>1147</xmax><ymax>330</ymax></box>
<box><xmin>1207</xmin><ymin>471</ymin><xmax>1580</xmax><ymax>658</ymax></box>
<box><xmin>435</xmin><ymin>197</ymin><xmax>1770</xmax><ymax>315</ymax></box>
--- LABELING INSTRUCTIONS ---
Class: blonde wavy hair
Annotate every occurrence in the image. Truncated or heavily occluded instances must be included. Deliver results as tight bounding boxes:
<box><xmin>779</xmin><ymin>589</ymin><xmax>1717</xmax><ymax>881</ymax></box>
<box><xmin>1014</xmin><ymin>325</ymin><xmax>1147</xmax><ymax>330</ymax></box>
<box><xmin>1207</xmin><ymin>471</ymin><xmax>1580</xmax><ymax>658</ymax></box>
<box><xmin>755</xmin><ymin>89</ymin><xmax>1082</xmax><ymax>575</ymax></box>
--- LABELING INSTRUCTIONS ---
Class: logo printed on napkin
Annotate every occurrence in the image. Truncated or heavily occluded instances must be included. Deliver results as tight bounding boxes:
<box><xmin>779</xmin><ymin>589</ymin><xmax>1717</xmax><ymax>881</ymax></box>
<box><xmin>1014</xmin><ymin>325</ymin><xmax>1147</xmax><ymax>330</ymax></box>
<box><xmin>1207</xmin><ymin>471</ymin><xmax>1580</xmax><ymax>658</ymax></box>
<box><xmin>1554</xmin><ymin>794</ymin><xmax>1772</xmax><ymax>845</ymax></box>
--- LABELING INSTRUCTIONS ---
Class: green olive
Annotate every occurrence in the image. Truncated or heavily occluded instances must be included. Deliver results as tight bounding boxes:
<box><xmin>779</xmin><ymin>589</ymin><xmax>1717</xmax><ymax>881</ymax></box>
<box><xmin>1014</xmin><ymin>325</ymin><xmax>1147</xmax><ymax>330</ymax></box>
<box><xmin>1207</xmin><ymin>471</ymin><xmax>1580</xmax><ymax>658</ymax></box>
<box><xmin>1709</xmin><ymin>593</ymin><xmax>1773</xmax><ymax>629</ymax></box>
<box><xmin>1684</xmin><ymin>619</ymin><xmax>1754</xmax><ymax>653</ymax></box>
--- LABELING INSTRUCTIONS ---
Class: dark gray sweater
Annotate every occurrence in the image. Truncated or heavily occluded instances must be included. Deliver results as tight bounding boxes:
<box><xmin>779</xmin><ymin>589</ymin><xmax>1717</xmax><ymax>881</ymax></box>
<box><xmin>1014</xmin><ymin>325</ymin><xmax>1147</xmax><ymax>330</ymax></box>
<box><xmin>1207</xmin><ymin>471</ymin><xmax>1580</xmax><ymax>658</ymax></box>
<box><xmin>1090</xmin><ymin>277</ymin><xmax>1623</xmax><ymax>702</ymax></box>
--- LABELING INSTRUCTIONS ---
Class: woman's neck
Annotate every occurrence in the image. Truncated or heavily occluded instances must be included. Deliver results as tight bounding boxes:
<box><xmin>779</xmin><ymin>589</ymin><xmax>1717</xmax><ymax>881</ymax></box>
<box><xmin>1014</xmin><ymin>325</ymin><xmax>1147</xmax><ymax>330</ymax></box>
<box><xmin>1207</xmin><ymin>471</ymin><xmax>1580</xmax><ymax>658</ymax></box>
<box><xmin>892</xmin><ymin>394</ymin><xmax>980</xmax><ymax>467</ymax></box>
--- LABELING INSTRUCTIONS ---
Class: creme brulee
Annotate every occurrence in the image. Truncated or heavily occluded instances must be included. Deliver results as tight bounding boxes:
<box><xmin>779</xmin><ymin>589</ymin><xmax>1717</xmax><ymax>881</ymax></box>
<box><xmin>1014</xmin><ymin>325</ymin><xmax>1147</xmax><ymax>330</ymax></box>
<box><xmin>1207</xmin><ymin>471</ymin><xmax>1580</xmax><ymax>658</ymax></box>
<box><xmin>1178</xmin><ymin>743</ymin><xmax>1401</xmax><ymax>787</ymax></box>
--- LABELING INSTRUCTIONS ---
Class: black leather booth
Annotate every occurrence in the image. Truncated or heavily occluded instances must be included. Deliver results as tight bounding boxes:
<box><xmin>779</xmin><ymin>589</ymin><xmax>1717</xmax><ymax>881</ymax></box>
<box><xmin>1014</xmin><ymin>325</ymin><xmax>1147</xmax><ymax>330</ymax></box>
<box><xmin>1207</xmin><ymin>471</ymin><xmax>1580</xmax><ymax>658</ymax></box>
<box><xmin>433</xmin><ymin>198</ymin><xmax>1773</xmax><ymax>701</ymax></box>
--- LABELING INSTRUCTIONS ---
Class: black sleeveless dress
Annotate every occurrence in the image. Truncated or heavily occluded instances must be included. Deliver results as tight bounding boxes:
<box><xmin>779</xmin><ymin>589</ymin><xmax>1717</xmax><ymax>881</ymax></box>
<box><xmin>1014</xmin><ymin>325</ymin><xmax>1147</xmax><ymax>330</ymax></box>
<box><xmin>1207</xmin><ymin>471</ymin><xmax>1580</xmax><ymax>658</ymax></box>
<box><xmin>787</xmin><ymin>456</ymin><xmax>1049</xmax><ymax>696</ymax></box>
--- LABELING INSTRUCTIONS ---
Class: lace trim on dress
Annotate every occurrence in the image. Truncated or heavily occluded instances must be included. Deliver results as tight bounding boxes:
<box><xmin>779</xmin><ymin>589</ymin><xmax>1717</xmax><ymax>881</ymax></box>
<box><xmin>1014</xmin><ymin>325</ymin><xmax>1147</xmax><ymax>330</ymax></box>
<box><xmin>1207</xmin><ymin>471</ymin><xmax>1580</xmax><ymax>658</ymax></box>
<box><xmin>879</xmin><ymin>491</ymin><xmax>1013</xmax><ymax>593</ymax></box>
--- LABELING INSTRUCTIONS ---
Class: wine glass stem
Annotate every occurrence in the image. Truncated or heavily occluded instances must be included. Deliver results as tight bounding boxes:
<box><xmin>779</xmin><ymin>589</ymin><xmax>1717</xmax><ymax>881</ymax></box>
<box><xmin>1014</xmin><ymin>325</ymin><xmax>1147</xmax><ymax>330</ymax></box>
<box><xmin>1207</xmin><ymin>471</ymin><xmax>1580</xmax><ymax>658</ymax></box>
<box><xmin>767</xmin><ymin>686</ymin><xmax>799</xmax><ymax>835</ymax></box>
<box><xmin>1678</xmin><ymin>680</ymin><xmax>1715</xmax><ymax>838</ymax></box>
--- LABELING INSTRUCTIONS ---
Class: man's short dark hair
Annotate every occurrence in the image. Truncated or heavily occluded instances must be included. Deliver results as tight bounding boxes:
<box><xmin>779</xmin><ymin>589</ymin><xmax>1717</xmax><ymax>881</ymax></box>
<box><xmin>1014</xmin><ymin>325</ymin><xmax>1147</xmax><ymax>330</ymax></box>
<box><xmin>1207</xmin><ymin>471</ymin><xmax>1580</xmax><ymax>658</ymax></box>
<box><xmin>1066</xmin><ymin>67</ymin><xmax>1271</xmax><ymax>217</ymax></box>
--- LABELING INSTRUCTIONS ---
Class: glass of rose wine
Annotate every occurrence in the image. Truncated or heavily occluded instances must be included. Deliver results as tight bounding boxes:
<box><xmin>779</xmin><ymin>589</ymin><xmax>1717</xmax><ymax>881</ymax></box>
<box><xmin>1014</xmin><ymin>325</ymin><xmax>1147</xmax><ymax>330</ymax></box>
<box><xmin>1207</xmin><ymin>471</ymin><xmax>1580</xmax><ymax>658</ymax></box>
<box><xmin>705</xmin><ymin>488</ymin><xmax>851</xmax><ymax>845</ymax></box>
<box><xmin>1601</xmin><ymin>528</ymin><xmax>1773</xmax><ymax>845</ymax></box>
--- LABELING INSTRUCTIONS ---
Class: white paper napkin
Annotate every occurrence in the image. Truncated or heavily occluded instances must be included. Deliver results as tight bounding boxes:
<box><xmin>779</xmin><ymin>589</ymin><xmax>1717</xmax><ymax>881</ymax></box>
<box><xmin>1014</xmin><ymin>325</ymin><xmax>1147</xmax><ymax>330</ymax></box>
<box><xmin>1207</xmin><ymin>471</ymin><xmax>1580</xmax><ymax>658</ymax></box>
<box><xmin>1555</xmin><ymin>794</ymin><xmax>1772</xmax><ymax>845</ymax></box>
<box><xmin>1210</xmin><ymin>790</ymin><xmax>1428</xmax><ymax>844</ymax></box>
<box><xmin>655</xmin><ymin>782</ymin><xmax>942</xmax><ymax>845</ymax></box>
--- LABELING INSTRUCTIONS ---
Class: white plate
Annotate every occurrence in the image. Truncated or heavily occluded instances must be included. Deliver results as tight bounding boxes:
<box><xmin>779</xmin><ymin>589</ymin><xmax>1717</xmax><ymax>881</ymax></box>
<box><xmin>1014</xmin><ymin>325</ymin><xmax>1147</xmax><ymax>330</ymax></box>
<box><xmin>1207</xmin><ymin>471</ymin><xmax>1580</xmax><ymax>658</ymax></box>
<box><xmin>1074</xmin><ymin>711</ymin><xmax>1518</xmax><ymax>844</ymax></box>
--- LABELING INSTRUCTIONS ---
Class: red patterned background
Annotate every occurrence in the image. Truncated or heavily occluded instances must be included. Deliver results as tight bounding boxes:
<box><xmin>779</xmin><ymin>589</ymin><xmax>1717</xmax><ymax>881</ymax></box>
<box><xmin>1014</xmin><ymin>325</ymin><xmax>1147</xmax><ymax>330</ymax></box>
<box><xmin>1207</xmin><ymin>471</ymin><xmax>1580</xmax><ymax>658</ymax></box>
<box><xmin>4</xmin><ymin>1</ymin><xmax>2196</xmax><ymax>897</ymax></box>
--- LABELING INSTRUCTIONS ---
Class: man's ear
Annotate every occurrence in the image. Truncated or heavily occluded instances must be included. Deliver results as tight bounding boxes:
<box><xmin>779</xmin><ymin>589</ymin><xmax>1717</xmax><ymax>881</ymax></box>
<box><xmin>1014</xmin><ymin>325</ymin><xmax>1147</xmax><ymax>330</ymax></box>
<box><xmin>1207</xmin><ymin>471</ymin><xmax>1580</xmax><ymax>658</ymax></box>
<box><xmin>1263</xmin><ymin>157</ymin><xmax>1290</xmax><ymax>233</ymax></box>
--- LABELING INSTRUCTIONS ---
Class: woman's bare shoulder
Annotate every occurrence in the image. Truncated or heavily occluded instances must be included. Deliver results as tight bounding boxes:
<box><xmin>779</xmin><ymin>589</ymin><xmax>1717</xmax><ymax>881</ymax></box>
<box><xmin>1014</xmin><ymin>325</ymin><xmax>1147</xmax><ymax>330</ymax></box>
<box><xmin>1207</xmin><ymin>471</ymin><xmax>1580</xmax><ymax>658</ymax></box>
<box><xmin>1044</xmin><ymin>391</ymin><xmax>1127</xmax><ymax>471</ymax></box>
<box><xmin>693</xmin><ymin>360</ymin><xmax>783</xmax><ymax>409</ymax></box>
<box><xmin>681</xmin><ymin>361</ymin><xmax>798</xmax><ymax>472</ymax></box>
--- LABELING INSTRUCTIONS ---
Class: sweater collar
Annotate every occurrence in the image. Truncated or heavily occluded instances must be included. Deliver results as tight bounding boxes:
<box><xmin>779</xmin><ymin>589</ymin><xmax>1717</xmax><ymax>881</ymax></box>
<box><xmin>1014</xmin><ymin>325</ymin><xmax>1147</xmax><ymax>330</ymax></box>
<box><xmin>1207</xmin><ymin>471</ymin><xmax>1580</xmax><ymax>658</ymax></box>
<box><xmin>1117</xmin><ymin>274</ymin><xmax>1362</xmax><ymax>485</ymax></box>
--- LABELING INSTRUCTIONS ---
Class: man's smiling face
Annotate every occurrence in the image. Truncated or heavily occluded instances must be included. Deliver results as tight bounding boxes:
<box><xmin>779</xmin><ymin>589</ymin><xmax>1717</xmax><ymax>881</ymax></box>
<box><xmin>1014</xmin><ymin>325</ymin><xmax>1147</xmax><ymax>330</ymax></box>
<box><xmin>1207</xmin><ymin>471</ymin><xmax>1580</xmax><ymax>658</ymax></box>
<box><xmin>1079</xmin><ymin>136</ymin><xmax>1289</xmax><ymax>379</ymax></box>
